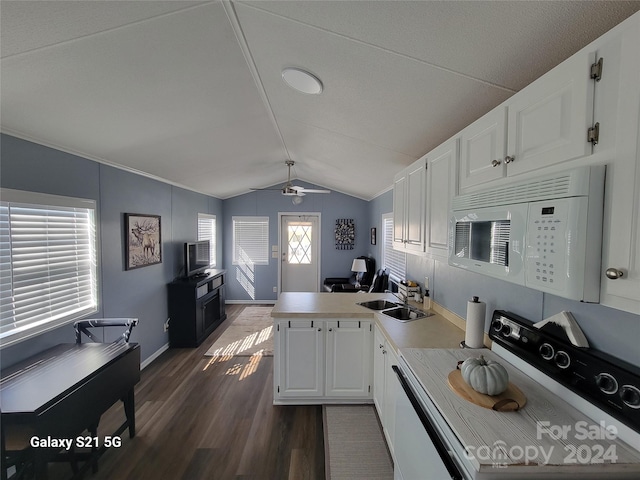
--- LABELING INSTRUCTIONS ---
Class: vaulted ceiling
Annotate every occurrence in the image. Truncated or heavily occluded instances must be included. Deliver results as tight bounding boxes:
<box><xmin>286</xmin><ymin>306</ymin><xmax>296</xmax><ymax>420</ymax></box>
<box><xmin>2</xmin><ymin>1</ymin><xmax>639</xmax><ymax>200</ymax></box>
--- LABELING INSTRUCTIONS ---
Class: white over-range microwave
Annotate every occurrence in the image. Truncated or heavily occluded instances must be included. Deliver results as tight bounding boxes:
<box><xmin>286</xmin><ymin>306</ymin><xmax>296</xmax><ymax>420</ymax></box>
<box><xmin>448</xmin><ymin>165</ymin><xmax>606</xmax><ymax>302</ymax></box>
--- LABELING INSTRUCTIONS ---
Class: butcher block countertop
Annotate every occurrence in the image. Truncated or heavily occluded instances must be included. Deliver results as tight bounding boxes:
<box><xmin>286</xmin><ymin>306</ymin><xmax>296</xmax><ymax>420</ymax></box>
<box><xmin>271</xmin><ymin>292</ymin><xmax>474</xmax><ymax>351</ymax></box>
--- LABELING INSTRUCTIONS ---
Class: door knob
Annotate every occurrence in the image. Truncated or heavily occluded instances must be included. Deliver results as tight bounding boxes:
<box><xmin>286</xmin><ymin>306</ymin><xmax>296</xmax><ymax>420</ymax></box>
<box><xmin>605</xmin><ymin>268</ymin><xmax>624</xmax><ymax>280</ymax></box>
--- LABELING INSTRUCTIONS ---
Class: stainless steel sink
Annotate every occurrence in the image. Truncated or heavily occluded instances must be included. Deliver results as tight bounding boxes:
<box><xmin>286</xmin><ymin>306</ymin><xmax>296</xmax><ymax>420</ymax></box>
<box><xmin>357</xmin><ymin>300</ymin><xmax>399</xmax><ymax>310</ymax></box>
<box><xmin>357</xmin><ymin>299</ymin><xmax>432</xmax><ymax>322</ymax></box>
<box><xmin>382</xmin><ymin>306</ymin><xmax>432</xmax><ymax>322</ymax></box>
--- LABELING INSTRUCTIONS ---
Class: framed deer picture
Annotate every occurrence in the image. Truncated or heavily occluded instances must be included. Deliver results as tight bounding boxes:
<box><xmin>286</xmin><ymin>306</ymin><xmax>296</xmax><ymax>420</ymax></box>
<box><xmin>125</xmin><ymin>213</ymin><xmax>162</xmax><ymax>270</ymax></box>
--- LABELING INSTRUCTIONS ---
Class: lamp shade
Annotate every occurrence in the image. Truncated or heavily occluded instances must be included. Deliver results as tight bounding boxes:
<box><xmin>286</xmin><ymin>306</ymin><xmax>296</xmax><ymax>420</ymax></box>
<box><xmin>351</xmin><ymin>258</ymin><xmax>368</xmax><ymax>273</ymax></box>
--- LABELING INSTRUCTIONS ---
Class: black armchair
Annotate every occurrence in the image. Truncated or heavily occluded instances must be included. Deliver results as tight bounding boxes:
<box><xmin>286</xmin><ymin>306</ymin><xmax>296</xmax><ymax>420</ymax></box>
<box><xmin>323</xmin><ymin>256</ymin><xmax>375</xmax><ymax>292</ymax></box>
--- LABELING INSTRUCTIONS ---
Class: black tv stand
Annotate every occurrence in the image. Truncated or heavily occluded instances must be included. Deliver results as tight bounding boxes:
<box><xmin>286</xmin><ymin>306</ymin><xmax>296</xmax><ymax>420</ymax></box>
<box><xmin>168</xmin><ymin>269</ymin><xmax>226</xmax><ymax>347</ymax></box>
<box><xmin>189</xmin><ymin>272</ymin><xmax>209</xmax><ymax>280</ymax></box>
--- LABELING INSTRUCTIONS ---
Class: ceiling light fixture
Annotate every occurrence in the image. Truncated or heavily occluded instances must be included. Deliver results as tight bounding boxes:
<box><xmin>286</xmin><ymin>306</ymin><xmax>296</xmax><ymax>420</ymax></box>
<box><xmin>281</xmin><ymin>67</ymin><xmax>323</xmax><ymax>94</ymax></box>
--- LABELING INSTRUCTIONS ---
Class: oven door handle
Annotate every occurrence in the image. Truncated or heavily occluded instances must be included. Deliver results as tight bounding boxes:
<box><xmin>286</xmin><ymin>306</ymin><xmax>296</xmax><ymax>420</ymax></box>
<box><xmin>392</xmin><ymin>365</ymin><xmax>464</xmax><ymax>480</ymax></box>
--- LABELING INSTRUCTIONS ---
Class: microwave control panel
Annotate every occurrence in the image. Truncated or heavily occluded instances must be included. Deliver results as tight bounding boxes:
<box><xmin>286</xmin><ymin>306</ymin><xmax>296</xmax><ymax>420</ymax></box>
<box><xmin>525</xmin><ymin>199</ymin><xmax>571</xmax><ymax>292</ymax></box>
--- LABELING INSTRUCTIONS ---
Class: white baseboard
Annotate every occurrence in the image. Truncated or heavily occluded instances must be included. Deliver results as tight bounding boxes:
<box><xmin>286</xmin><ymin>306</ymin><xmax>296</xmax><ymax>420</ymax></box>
<box><xmin>225</xmin><ymin>300</ymin><xmax>277</xmax><ymax>305</ymax></box>
<box><xmin>141</xmin><ymin>342</ymin><xmax>169</xmax><ymax>370</ymax></box>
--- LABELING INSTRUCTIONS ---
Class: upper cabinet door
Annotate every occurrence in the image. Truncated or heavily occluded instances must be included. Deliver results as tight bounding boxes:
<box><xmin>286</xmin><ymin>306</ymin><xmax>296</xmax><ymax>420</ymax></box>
<box><xmin>506</xmin><ymin>51</ymin><xmax>595</xmax><ymax>177</ymax></box>
<box><xmin>392</xmin><ymin>173</ymin><xmax>407</xmax><ymax>246</ymax></box>
<box><xmin>459</xmin><ymin>107</ymin><xmax>507</xmax><ymax>190</ymax></box>
<box><xmin>405</xmin><ymin>159</ymin><xmax>426</xmax><ymax>252</ymax></box>
<box><xmin>594</xmin><ymin>15</ymin><xmax>640</xmax><ymax>314</ymax></box>
<box><xmin>426</xmin><ymin>138</ymin><xmax>458</xmax><ymax>259</ymax></box>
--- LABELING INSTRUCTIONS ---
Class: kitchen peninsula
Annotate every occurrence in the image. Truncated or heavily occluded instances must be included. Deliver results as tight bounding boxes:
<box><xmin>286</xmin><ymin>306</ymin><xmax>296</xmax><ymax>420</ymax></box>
<box><xmin>271</xmin><ymin>292</ymin><xmax>471</xmax><ymax>405</ymax></box>
<box><xmin>272</xmin><ymin>292</ymin><xmax>468</xmax><ymax>350</ymax></box>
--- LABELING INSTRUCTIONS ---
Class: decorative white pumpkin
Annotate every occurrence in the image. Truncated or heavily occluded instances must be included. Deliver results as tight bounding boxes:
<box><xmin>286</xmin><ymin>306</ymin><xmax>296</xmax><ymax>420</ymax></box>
<box><xmin>461</xmin><ymin>355</ymin><xmax>509</xmax><ymax>395</ymax></box>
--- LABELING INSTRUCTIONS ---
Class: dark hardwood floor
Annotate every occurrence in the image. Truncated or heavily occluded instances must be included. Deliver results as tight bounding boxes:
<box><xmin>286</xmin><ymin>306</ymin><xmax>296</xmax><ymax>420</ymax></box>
<box><xmin>47</xmin><ymin>305</ymin><xmax>325</xmax><ymax>480</ymax></box>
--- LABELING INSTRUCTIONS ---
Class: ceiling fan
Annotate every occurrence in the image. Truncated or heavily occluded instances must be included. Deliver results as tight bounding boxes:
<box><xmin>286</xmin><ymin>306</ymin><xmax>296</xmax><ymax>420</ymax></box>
<box><xmin>252</xmin><ymin>160</ymin><xmax>330</xmax><ymax>196</ymax></box>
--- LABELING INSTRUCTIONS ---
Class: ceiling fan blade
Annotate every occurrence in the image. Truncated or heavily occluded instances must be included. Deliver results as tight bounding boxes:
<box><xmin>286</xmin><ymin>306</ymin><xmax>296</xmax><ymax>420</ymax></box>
<box><xmin>293</xmin><ymin>188</ymin><xmax>331</xmax><ymax>194</ymax></box>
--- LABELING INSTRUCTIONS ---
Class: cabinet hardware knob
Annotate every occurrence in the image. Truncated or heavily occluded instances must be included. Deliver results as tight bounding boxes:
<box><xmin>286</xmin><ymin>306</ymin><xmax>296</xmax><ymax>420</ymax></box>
<box><xmin>329</xmin><ymin>328</ymin><xmax>333</xmax><ymax>332</ymax></box>
<box><xmin>318</xmin><ymin>328</ymin><xmax>322</xmax><ymax>332</ymax></box>
<box><xmin>605</xmin><ymin>268</ymin><xmax>624</xmax><ymax>280</ymax></box>
<box><xmin>379</xmin><ymin>344</ymin><xmax>384</xmax><ymax>349</ymax></box>
<box><xmin>504</xmin><ymin>155</ymin><xmax>515</xmax><ymax>164</ymax></box>
<box><xmin>491</xmin><ymin>159</ymin><xmax>501</xmax><ymax>167</ymax></box>
<box><xmin>382</xmin><ymin>350</ymin><xmax>387</xmax><ymax>355</ymax></box>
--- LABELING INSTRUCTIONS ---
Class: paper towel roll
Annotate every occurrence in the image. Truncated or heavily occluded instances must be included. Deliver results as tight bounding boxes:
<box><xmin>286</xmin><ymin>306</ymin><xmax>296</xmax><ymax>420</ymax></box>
<box><xmin>465</xmin><ymin>296</ymin><xmax>486</xmax><ymax>348</ymax></box>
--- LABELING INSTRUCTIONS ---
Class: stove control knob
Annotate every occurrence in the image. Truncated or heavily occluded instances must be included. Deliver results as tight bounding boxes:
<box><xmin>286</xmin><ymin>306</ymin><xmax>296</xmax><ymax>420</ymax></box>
<box><xmin>539</xmin><ymin>343</ymin><xmax>555</xmax><ymax>360</ymax></box>
<box><xmin>491</xmin><ymin>320</ymin><xmax>503</xmax><ymax>332</ymax></box>
<box><xmin>595</xmin><ymin>373</ymin><xmax>618</xmax><ymax>395</ymax></box>
<box><xmin>620</xmin><ymin>385</ymin><xmax>640</xmax><ymax>409</ymax></box>
<box><xmin>554</xmin><ymin>350</ymin><xmax>571</xmax><ymax>369</ymax></box>
<box><xmin>501</xmin><ymin>324</ymin><xmax>512</xmax><ymax>336</ymax></box>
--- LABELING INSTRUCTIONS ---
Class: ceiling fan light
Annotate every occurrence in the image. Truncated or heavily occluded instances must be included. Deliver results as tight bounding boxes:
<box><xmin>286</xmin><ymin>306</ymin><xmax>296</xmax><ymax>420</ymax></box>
<box><xmin>282</xmin><ymin>67</ymin><xmax>323</xmax><ymax>94</ymax></box>
<box><xmin>292</xmin><ymin>196</ymin><xmax>303</xmax><ymax>205</ymax></box>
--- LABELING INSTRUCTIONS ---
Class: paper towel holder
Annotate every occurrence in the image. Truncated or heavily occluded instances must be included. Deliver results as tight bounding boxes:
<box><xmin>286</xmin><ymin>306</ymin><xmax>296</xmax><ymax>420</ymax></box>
<box><xmin>461</xmin><ymin>296</ymin><xmax>486</xmax><ymax>349</ymax></box>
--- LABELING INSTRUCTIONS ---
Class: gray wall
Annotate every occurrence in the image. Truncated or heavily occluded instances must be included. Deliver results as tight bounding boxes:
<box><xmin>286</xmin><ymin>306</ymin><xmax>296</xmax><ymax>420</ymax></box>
<box><xmin>0</xmin><ymin>134</ymin><xmax>222</xmax><ymax>367</ymax></box>
<box><xmin>222</xmin><ymin>184</ymin><xmax>371</xmax><ymax>301</ymax></box>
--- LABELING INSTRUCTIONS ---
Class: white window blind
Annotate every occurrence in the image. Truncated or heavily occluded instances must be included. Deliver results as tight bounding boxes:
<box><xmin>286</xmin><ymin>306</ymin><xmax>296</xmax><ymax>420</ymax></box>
<box><xmin>382</xmin><ymin>213</ymin><xmax>406</xmax><ymax>283</ymax></box>
<box><xmin>197</xmin><ymin>213</ymin><xmax>216</xmax><ymax>267</ymax></box>
<box><xmin>232</xmin><ymin>216</ymin><xmax>269</xmax><ymax>266</ymax></box>
<box><xmin>0</xmin><ymin>189</ymin><xmax>98</xmax><ymax>348</ymax></box>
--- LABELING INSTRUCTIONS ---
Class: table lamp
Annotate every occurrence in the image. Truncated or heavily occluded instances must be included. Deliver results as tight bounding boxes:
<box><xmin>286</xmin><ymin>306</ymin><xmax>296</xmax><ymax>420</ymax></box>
<box><xmin>351</xmin><ymin>258</ymin><xmax>368</xmax><ymax>288</ymax></box>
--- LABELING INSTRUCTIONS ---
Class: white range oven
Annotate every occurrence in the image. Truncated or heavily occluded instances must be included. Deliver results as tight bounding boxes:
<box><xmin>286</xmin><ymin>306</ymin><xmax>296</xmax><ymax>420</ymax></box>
<box><xmin>393</xmin><ymin>310</ymin><xmax>640</xmax><ymax>480</ymax></box>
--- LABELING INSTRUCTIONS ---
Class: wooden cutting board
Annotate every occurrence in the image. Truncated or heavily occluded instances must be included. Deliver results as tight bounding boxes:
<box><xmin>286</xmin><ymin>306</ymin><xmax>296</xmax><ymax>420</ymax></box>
<box><xmin>447</xmin><ymin>370</ymin><xmax>527</xmax><ymax>411</ymax></box>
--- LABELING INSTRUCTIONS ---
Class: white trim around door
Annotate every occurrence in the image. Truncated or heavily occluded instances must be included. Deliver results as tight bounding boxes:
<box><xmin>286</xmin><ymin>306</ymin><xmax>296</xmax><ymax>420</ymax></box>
<box><xmin>278</xmin><ymin>212</ymin><xmax>322</xmax><ymax>295</ymax></box>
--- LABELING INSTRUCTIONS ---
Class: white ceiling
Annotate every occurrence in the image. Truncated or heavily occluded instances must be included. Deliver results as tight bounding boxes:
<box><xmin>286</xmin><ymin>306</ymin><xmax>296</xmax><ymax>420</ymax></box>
<box><xmin>2</xmin><ymin>1</ymin><xmax>639</xmax><ymax>200</ymax></box>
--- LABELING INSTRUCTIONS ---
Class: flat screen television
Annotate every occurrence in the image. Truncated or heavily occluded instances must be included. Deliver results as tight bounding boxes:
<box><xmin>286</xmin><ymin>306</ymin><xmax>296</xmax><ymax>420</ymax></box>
<box><xmin>184</xmin><ymin>240</ymin><xmax>211</xmax><ymax>278</ymax></box>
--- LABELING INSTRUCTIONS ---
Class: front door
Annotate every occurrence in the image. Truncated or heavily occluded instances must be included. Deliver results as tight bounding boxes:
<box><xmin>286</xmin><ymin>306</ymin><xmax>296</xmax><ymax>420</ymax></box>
<box><xmin>280</xmin><ymin>214</ymin><xmax>320</xmax><ymax>292</ymax></box>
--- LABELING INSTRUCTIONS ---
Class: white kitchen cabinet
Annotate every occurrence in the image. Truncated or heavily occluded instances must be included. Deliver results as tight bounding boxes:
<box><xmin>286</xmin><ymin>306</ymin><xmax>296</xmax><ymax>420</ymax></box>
<box><xmin>326</xmin><ymin>320</ymin><xmax>372</xmax><ymax>397</ymax></box>
<box><xmin>275</xmin><ymin>319</ymin><xmax>373</xmax><ymax>403</ymax></box>
<box><xmin>506</xmin><ymin>50</ymin><xmax>595</xmax><ymax>176</ymax></box>
<box><xmin>276</xmin><ymin>319</ymin><xmax>324</xmax><ymax>398</ymax></box>
<box><xmin>373</xmin><ymin>326</ymin><xmax>386</xmax><ymax>413</ymax></box>
<box><xmin>459</xmin><ymin>107</ymin><xmax>507</xmax><ymax>190</ymax></box>
<box><xmin>591</xmin><ymin>14</ymin><xmax>640</xmax><ymax>314</ymax></box>
<box><xmin>392</xmin><ymin>174</ymin><xmax>406</xmax><ymax>245</ymax></box>
<box><xmin>393</xmin><ymin>158</ymin><xmax>426</xmax><ymax>253</ymax></box>
<box><xmin>373</xmin><ymin>324</ymin><xmax>399</xmax><ymax>460</ymax></box>
<box><xmin>425</xmin><ymin>138</ymin><xmax>458</xmax><ymax>259</ymax></box>
<box><xmin>460</xmin><ymin>48</ymin><xmax>597</xmax><ymax>191</ymax></box>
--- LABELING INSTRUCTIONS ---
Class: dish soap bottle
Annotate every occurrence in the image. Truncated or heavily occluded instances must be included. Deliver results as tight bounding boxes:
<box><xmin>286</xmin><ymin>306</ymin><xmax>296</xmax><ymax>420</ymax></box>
<box><xmin>423</xmin><ymin>289</ymin><xmax>431</xmax><ymax>311</ymax></box>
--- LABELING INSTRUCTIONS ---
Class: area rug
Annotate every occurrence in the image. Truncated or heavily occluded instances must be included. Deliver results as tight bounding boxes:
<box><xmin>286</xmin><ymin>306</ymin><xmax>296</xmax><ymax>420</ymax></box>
<box><xmin>323</xmin><ymin>405</ymin><xmax>393</xmax><ymax>480</ymax></box>
<box><xmin>204</xmin><ymin>306</ymin><xmax>274</xmax><ymax>358</ymax></box>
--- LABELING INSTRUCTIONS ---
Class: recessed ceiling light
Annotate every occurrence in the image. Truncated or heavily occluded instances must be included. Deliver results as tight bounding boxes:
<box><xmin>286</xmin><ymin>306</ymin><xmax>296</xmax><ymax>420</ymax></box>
<box><xmin>281</xmin><ymin>67</ymin><xmax>323</xmax><ymax>95</ymax></box>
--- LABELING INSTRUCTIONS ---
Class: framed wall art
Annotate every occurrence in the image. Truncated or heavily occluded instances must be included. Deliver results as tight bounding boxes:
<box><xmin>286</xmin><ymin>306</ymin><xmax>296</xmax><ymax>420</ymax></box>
<box><xmin>370</xmin><ymin>227</ymin><xmax>376</xmax><ymax>245</ymax></box>
<box><xmin>125</xmin><ymin>213</ymin><xmax>162</xmax><ymax>270</ymax></box>
<box><xmin>335</xmin><ymin>218</ymin><xmax>355</xmax><ymax>250</ymax></box>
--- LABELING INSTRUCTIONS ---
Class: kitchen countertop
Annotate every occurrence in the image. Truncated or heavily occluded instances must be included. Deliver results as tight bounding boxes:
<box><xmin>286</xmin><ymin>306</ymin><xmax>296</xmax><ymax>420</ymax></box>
<box><xmin>271</xmin><ymin>292</ymin><xmax>472</xmax><ymax>351</ymax></box>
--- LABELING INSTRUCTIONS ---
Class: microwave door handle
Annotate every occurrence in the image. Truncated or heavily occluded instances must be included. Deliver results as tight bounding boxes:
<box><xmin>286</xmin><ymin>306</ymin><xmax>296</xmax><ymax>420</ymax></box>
<box><xmin>392</xmin><ymin>365</ymin><xmax>464</xmax><ymax>480</ymax></box>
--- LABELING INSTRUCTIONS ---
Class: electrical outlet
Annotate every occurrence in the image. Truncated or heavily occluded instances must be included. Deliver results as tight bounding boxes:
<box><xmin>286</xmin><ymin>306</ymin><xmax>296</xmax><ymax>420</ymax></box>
<box><xmin>164</xmin><ymin>318</ymin><xmax>170</xmax><ymax>332</ymax></box>
<box><xmin>273</xmin><ymin>286</ymin><xmax>277</xmax><ymax>293</ymax></box>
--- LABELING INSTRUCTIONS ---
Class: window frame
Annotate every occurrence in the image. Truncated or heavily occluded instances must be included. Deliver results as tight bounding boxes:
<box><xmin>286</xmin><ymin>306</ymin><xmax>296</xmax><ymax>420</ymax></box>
<box><xmin>197</xmin><ymin>213</ymin><xmax>217</xmax><ymax>268</ymax></box>
<box><xmin>382</xmin><ymin>212</ymin><xmax>406</xmax><ymax>284</ymax></box>
<box><xmin>232</xmin><ymin>216</ymin><xmax>270</xmax><ymax>266</ymax></box>
<box><xmin>0</xmin><ymin>188</ymin><xmax>99</xmax><ymax>349</ymax></box>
